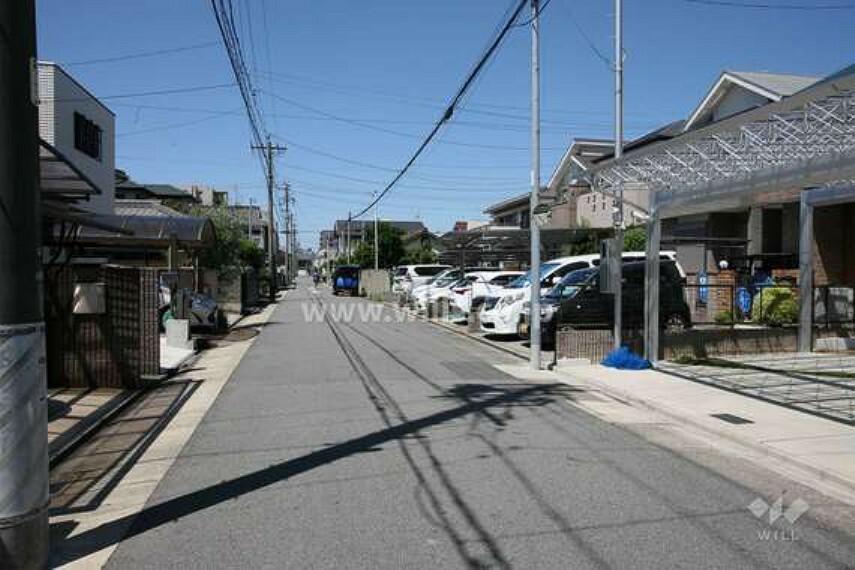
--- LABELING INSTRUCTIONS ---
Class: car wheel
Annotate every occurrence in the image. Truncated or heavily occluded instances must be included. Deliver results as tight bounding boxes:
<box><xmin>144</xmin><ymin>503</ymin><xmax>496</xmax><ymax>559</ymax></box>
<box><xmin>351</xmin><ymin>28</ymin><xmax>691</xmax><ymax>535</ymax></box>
<box><xmin>663</xmin><ymin>313</ymin><xmax>689</xmax><ymax>333</ymax></box>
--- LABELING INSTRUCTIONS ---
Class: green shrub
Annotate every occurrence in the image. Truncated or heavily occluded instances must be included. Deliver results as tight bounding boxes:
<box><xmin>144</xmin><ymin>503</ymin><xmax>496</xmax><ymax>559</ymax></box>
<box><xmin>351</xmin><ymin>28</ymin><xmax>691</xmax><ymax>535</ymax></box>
<box><xmin>753</xmin><ymin>287</ymin><xmax>798</xmax><ymax>327</ymax></box>
<box><xmin>714</xmin><ymin>310</ymin><xmax>734</xmax><ymax>325</ymax></box>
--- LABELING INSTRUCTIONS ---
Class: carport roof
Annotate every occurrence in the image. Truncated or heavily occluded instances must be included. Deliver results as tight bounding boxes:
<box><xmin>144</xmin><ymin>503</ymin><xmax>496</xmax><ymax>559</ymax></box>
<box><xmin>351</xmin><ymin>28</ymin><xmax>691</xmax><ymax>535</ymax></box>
<box><xmin>72</xmin><ymin>214</ymin><xmax>216</xmax><ymax>248</ymax></box>
<box><xmin>586</xmin><ymin>63</ymin><xmax>855</xmax><ymax>217</ymax></box>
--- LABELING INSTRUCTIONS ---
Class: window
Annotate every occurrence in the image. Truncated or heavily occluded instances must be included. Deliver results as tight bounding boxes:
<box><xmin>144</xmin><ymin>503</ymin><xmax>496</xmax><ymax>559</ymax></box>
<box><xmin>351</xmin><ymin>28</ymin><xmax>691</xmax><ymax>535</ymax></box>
<box><xmin>73</xmin><ymin>112</ymin><xmax>102</xmax><ymax>161</ymax></box>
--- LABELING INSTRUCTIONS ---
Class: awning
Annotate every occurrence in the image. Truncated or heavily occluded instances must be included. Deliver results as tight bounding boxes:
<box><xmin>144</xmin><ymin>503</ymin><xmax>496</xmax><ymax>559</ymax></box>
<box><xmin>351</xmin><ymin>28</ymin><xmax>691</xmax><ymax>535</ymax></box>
<box><xmin>43</xmin><ymin>201</ymin><xmax>133</xmax><ymax>235</ymax></box>
<box><xmin>39</xmin><ymin>139</ymin><xmax>103</xmax><ymax>198</ymax></box>
<box><xmin>71</xmin><ymin>214</ymin><xmax>216</xmax><ymax>249</ymax></box>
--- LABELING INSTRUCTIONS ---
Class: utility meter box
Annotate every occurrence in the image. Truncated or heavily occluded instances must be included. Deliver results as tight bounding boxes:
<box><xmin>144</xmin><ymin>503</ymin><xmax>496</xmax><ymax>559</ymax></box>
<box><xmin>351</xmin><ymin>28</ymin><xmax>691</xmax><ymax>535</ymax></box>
<box><xmin>599</xmin><ymin>239</ymin><xmax>619</xmax><ymax>294</ymax></box>
<box><xmin>72</xmin><ymin>282</ymin><xmax>106</xmax><ymax>314</ymax></box>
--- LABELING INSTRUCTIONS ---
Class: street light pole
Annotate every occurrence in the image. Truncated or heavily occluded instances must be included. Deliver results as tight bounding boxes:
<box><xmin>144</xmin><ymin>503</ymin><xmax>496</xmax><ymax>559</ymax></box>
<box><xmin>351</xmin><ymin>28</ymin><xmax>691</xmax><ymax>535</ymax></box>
<box><xmin>613</xmin><ymin>0</ymin><xmax>625</xmax><ymax>350</ymax></box>
<box><xmin>529</xmin><ymin>0</ymin><xmax>542</xmax><ymax>370</ymax></box>
<box><xmin>0</xmin><ymin>1</ymin><xmax>49</xmax><ymax>567</ymax></box>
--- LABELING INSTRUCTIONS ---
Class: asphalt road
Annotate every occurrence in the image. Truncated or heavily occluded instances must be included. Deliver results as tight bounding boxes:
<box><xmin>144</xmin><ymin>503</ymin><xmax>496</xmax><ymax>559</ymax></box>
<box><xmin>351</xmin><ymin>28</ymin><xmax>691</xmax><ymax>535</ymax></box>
<box><xmin>105</xmin><ymin>280</ymin><xmax>855</xmax><ymax>569</ymax></box>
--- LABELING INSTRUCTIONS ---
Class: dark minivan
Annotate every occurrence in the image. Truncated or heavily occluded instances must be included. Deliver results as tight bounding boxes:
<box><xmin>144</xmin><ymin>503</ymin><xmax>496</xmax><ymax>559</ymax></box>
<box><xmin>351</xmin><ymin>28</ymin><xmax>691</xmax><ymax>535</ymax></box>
<box><xmin>332</xmin><ymin>265</ymin><xmax>360</xmax><ymax>296</ymax></box>
<box><xmin>520</xmin><ymin>260</ymin><xmax>691</xmax><ymax>346</ymax></box>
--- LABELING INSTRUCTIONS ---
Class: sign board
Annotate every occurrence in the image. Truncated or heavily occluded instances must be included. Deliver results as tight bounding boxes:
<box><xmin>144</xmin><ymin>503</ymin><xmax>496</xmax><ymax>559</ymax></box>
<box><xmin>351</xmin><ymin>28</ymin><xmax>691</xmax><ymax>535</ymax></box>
<box><xmin>599</xmin><ymin>238</ymin><xmax>619</xmax><ymax>294</ymax></box>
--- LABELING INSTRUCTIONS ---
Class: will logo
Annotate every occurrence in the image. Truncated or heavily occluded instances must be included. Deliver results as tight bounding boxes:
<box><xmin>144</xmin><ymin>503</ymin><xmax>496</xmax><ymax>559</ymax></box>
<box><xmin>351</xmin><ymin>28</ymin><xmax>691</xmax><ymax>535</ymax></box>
<box><xmin>748</xmin><ymin>496</ymin><xmax>810</xmax><ymax>525</ymax></box>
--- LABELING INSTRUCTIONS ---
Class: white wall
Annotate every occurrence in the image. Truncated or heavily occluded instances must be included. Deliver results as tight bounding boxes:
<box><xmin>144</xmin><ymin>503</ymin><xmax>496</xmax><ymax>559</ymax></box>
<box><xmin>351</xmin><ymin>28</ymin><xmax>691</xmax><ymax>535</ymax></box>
<box><xmin>38</xmin><ymin>63</ymin><xmax>115</xmax><ymax>214</ymax></box>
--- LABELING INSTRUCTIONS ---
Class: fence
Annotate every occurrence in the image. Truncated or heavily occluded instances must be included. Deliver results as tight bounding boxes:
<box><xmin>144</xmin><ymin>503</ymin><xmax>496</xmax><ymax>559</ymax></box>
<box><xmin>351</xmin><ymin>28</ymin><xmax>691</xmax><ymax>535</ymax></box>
<box><xmin>555</xmin><ymin>326</ymin><xmax>800</xmax><ymax>362</ymax></box>
<box><xmin>44</xmin><ymin>264</ymin><xmax>160</xmax><ymax>389</ymax></box>
<box><xmin>684</xmin><ymin>283</ymin><xmax>855</xmax><ymax>328</ymax></box>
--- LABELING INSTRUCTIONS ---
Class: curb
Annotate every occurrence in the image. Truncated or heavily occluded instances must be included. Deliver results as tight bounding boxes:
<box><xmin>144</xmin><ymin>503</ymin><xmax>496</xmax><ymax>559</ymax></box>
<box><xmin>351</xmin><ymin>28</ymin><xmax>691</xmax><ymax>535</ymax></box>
<box><xmin>383</xmin><ymin>301</ymin><xmax>530</xmax><ymax>362</ymax></box>
<box><xmin>557</xmin><ymin>367</ymin><xmax>855</xmax><ymax>495</ymax></box>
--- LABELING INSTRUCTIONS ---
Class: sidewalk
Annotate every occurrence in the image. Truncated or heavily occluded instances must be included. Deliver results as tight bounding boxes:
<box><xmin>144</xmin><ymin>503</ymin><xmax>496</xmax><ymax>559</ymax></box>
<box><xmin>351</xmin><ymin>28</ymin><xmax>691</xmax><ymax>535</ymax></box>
<box><xmin>49</xmin><ymin>299</ymin><xmax>281</xmax><ymax>569</ymax></box>
<box><xmin>549</xmin><ymin>363</ymin><xmax>855</xmax><ymax>496</ymax></box>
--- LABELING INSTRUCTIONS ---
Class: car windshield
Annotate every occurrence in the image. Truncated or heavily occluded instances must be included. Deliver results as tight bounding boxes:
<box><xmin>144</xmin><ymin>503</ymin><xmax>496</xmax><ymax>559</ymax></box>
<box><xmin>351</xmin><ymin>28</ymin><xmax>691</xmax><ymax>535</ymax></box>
<box><xmin>414</xmin><ymin>266</ymin><xmax>448</xmax><ymax>276</ymax></box>
<box><xmin>545</xmin><ymin>268</ymin><xmax>596</xmax><ymax>299</ymax></box>
<box><xmin>506</xmin><ymin>263</ymin><xmax>561</xmax><ymax>289</ymax></box>
<box><xmin>434</xmin><ymin>273</ymin><xmax>462</xmax><ymax>287</ymax></box>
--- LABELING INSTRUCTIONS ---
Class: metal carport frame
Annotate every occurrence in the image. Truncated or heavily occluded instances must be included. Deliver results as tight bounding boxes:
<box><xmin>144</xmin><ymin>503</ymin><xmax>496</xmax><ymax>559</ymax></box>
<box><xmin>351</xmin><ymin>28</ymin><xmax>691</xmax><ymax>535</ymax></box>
<box><xmin>584</xmin><ymin>64</ymin><xmax>855</xmax><ymax>361</ymax></box>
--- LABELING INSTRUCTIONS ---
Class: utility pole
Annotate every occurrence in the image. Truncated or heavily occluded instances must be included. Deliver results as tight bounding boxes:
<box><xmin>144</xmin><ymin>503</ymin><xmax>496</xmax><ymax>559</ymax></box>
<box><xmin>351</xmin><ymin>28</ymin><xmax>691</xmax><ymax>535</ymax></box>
<box><xmin>346</xmin><ymin>212</ymin><xmax>352</xmax><ymax>265</ymax></box>
<box><xmin>529</xmin><ymin>0</ymin><xmax>542</xmax><ymax>370</ymax></box>
<box><xmin>373</xmin><ymin>191</ymin><xmax>379</xmax><ymax>270</ymax></box>
<box><xmin>284</xmin><ymin>183</ymin><xmax>291</xmax><ymax>286</ymax></box>
<box><xmin>0</xmin><ymin>1</ymin><xmax>49</xmax><ymax>568</ymax></box>
<box><xmin>613</xmin><ymin>0</ymin><xmax>625</xmax><ymax>350</ymax></box>
<box><xmin>290</xmin><ymin>205</ymin><xmax>296</xmax><ymax>280</ymax></box>
<box><xmin>247</xmin><ymin>197</ymin><xmax>253</xmax><ymax>240</ymax></box>
<box><xmin>250</xmin><ymin>139</ymin><xmax>285</xmax><ymax>302</ymax></box>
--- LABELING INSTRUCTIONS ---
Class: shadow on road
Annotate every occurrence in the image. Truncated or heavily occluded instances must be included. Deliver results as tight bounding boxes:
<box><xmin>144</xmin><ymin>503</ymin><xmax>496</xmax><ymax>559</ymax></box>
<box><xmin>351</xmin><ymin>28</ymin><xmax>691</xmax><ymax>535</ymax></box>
<box><xmin>50</xmin><ymin>382</ymin><xmax>564</xmax><ymax>566</ymax></box>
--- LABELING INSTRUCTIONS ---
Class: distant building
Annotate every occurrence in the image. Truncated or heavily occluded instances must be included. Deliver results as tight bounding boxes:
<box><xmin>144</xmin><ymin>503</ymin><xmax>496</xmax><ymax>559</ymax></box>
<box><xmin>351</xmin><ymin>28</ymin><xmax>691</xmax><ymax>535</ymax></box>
<box><xmin>453</xmin><ymin>220</ymin><xmax>489</xmax><ymax>232</ymax></box>
<box><xmin>115</xmin><ymin>169</ymin><xmax>197</xmax><ymax>204</ymax></box>
<box><xmin>187</xmin><ymin>185</ymin><xmax>229</xmax><ymax>207</ymax></box>
<box><xmin>332</xmin><ymin>219</ymin><xmax>427</xmax><ymax>258</ymax></box>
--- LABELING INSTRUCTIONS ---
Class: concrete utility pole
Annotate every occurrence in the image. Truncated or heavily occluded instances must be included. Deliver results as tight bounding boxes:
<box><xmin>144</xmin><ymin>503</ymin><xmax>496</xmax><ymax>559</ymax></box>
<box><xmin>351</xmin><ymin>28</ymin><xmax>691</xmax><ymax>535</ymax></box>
<box><xmin>346</xmin><ymin>212</ymin><xmax>352</xmax><ymax>265</ymax></box>
<box><xmin>529</xmin><ymin>0</ymin><xmax>542</xmax><ymax>370</ymax></box>
<box><xmin>247</xmin><ymin>197</ymin><xmax>253</xmax><ymax>240</ymax></box>
<box><xmin>612</xmin><ymin>0</ymin><xmax>625</xmax><ymax>350</ymax></box>
<box><xmin>289</xmin><ymin>203</ymin><xmax>296</xmax><ymax>281</ymax></box>
<box><xmin>0</xmin><ymin>1</ymin><xmax>49</xmax><ymax>567</ymax></box>
<box><xmin>250</xmin><ymin>139</ymin><xmax>285</xmax><ymax>302</ymax></box>
<box><xmin>284</xmin><ymin>183</ymin><xmax>291</xmax><ymax>285</ymax></box>
<box><xmin>373</xmin><ymin>191</ymin><xmax>379</xmax><ymax>270</ymax></box>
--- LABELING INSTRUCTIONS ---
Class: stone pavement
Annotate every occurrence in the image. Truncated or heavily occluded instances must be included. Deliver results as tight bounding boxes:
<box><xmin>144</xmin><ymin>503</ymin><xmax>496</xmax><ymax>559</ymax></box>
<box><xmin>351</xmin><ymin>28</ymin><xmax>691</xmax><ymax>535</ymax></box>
<box><xmin>550</xmin><ymin>363</ymin><xmax>855</xmax><ymax>501</ymax></box>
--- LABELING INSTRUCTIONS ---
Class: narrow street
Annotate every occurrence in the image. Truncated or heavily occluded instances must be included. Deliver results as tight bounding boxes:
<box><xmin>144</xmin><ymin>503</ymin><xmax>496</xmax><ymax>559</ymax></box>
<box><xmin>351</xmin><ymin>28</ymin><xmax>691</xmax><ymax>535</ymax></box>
<box><xmin>92</xmin><ymin>280</ymin><xmax>855</xmax><ymax>569</ymax></box>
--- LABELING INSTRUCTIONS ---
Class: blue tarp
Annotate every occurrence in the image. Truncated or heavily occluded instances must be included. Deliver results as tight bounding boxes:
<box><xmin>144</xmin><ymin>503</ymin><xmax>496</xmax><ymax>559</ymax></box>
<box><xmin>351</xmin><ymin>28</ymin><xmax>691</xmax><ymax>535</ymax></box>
<box><xmin>601</xmin><ymin>346</ymin><xmax>650</xmax><ymax>370</ymax></box>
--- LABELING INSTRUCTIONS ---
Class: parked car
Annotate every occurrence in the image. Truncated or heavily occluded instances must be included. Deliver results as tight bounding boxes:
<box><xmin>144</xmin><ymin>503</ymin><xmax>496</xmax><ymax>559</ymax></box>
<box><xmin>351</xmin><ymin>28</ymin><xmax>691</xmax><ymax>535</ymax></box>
<box><xmin>332</xmin><ymin>265</ymin><xmax>360</xmax><ymax>296</ymax></box>
<box><xmin>519</xmin><ymin>260</ymin><xmax>692</xmax><ymax>347</ymax></box>
<box><xmin>411</xmin><ymin>270</ymin><xmax>467</xmax><ymax>312</ymax></box>
<box><xmin>394</xmin><ymin>264</ymin><xmax>450</xmax><ymax>295</ymax></box>
<box><xmin>448</xmin><ymin>271</ymin><xmax>524</xmax><ymax>321</ymax></box>
<box><xmin>480</xmin><ymin>252</ymin><xmax>682</xmax><ymax>336</ymax></box>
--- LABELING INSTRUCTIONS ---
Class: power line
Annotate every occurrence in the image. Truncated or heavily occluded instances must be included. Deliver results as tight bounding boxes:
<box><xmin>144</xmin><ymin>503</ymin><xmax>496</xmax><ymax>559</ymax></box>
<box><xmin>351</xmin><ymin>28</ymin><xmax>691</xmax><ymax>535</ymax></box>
<box><xmin>560</xmin><ymin>2</ymin><xmax>612</xmax><ymax>70</ymax></box>
<box><xmin>50</xmin><ymin>83</ymin><xmax>236</xmax><ymax>102</ymax></box>
<box><xmin>61</xmin><ymin>41</ymin><xmax>219</xmax><ymax>66</ymax></box>
<box><xmin>349</xmin><ymin>0</ymin><xmax>544</xmax><ymax>219</ymax></box>
<box><xmin>680</xmin><ymin>0</ymin><xmax>855</xmax><ymax>8</ymax></box>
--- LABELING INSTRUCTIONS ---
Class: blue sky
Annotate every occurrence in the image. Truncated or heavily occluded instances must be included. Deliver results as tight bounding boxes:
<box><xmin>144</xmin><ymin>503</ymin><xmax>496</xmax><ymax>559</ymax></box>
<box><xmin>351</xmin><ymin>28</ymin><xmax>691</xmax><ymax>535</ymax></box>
<box><xmin>37</xmin><ymin>0</ymin><xmax>853</xmax><ymax>249</ymax></box>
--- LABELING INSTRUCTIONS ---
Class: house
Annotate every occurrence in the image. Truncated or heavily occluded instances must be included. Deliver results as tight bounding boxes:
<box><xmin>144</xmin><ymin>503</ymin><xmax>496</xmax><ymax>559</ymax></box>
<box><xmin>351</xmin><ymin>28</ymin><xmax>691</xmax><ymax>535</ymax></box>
<box><xmin>115</xmin><ymin>169</ymin><xmax>197</xmax><ymax>205</ymax></box>
<box><xmin>38</xmin><ymin>62</ymin><xmax>115</xmax><ymax>214</ymax></box>
<box><xmin>580</xmin><ymin>64</ymin><xmax>855</xmax><ymax>358</ymax></box>
<box><xmin>188</xmin><ymin>185</ymin><xmax>229</xmax><ymax>207</ymax></box>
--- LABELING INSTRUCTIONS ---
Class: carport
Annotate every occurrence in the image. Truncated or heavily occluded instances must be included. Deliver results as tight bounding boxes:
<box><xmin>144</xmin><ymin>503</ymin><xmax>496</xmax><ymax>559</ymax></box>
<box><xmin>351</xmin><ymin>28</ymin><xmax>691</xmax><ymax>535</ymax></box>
<box><xmin>585</xmin><ymin>64</ymin><xmax>855</xmax><ymax>362</ymax></box>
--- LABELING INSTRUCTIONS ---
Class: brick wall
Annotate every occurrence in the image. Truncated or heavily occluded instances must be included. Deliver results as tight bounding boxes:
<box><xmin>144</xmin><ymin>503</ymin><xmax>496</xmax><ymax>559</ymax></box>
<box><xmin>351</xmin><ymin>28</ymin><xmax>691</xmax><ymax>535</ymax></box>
<box><xmin>45</xmin><ymin>265</ymin><xmax>161</xmax><ymax>389</ymax></box>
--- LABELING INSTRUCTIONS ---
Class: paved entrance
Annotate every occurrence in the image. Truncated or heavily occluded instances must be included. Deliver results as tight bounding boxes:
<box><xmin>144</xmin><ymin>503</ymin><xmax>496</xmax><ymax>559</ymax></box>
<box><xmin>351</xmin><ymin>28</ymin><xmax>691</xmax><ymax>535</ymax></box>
<box><xmin>658</xmin><ymin>353</ymin><xmax>855</xmax><ymax>425</ymax></box>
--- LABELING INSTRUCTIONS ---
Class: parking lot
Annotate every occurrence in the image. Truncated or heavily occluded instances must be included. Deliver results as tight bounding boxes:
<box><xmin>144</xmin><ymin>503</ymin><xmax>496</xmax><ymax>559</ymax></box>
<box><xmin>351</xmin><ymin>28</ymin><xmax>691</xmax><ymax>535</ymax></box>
<box><xmin>657</xmin><ymin>353</ymin><xmax>855</xmax><ymax>425</ymax></box>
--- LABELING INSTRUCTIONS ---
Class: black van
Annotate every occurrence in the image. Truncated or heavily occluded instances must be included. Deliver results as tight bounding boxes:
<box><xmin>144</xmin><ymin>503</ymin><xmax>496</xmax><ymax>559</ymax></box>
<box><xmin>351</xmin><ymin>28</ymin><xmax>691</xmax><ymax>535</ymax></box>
<box><xmin>520</xmin><ymin>260</ymin><xmax>691</xmax><ymax>346</ymax></box>
<box><xmin>332</xmin><ymin>265</ymin><xmax>360</xmax><ymax>296</ymax></box>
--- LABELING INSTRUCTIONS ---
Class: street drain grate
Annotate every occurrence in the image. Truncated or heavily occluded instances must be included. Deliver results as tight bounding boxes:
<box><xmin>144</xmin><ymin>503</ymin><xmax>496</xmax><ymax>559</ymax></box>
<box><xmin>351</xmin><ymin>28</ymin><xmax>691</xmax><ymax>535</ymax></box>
<box><xmin>711</xmin><ymin>413</ymin><xmax>754</xmax><ymax>425</ymax></box>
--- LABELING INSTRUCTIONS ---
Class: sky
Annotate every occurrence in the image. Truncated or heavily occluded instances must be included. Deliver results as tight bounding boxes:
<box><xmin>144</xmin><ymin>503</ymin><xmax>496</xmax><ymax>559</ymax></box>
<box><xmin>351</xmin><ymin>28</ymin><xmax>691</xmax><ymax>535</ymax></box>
<box><xmin>37</xmin><ymin>0</ymin><xmax>854</xmax><ymax>250</ymax></box>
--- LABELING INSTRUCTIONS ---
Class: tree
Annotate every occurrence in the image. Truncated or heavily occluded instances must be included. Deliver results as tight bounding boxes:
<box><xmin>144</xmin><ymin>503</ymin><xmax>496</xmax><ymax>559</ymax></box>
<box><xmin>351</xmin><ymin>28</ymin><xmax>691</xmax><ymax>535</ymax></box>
<box><xmin>187</xmin><ymin>204</ymin><xmax>262</xmax><ymax>277</ymax></box>
<box><xmin>353</xmin><ymin>222</ymin><xmax>406</xmax><ymax>268</ymax></box>
<box><xmin>623</xmin><ymin>225</ymin><xmax>647</xmax><ymax>252</ymax></box>
<box><xmin>559</xmin><ymin>221</ymin><xmax>599</xmax><ymax>257</ymax></box>
<box><xmin>402</xmin><ymin>243</ymin><xmax>438</xmax><ymax>264</ymax></box>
